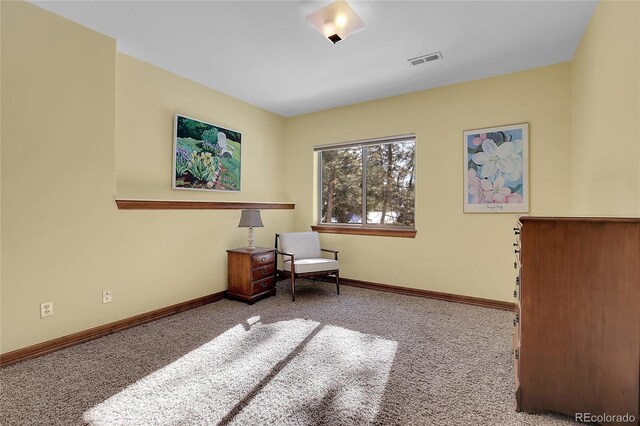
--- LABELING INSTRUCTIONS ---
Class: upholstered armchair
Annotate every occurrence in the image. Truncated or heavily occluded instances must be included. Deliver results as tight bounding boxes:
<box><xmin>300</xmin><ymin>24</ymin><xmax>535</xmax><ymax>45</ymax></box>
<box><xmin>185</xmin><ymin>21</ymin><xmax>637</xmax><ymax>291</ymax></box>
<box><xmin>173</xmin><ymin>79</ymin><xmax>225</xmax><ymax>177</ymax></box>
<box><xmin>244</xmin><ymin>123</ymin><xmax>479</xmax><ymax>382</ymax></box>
<box><xmin>275</xmin><ymin>232</ymin><xmax>339</xmax><ymax>301</ymax></box>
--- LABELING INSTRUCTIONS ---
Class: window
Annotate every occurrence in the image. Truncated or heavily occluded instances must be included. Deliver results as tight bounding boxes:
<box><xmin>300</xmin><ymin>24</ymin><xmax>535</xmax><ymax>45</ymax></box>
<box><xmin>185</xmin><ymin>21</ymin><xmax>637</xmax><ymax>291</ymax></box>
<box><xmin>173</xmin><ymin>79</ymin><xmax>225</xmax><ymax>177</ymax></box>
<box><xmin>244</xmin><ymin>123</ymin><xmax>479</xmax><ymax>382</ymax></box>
<box><xmin>315</xmin><ymin>135</ymin><xmax>416</xmax><ymax>234</ymax></box>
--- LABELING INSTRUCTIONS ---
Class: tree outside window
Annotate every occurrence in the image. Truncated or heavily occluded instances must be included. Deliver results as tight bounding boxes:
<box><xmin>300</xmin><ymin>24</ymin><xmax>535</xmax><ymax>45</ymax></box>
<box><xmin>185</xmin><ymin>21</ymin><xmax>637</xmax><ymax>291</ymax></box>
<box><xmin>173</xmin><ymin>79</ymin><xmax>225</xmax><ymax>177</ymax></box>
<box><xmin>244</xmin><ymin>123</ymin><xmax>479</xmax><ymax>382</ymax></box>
<box><xmin>318</xmin><ymin>137</ymin><xmax>416</xmax><ymax>228</ymax></box>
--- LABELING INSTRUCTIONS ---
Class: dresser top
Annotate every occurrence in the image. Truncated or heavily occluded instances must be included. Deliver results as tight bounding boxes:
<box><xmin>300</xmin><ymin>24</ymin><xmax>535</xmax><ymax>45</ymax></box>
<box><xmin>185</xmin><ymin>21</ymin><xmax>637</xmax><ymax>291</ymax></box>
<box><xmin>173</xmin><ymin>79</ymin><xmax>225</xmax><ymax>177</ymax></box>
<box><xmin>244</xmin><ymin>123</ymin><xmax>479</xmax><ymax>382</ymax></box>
<box><xmin>519</xmin><ymin>216</ymin><xmax>640</xmax><ymax>223</ymax></box>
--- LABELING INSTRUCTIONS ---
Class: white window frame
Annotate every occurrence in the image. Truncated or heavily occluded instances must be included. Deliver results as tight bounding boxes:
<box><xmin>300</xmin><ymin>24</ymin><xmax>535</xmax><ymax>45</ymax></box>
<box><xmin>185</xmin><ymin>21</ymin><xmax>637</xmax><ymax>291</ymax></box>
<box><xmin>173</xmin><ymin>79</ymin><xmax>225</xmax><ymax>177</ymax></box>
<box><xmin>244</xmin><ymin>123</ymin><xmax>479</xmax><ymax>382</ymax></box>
<box><xmin>315</xmin><ymin>134</ymin><xmax>416</xmax><ymax>230</ymax></box>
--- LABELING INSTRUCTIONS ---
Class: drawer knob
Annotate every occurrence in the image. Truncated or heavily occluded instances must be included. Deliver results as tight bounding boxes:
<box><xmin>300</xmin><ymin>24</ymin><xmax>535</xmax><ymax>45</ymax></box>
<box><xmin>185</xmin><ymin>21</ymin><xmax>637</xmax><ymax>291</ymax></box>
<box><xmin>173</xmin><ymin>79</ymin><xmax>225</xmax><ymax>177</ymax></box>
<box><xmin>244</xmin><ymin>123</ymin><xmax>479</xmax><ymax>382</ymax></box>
<box><xmin>513</xmin><ymin>290</ymin><xmax>517</xmax><ymax>298</ymax></box>
<box><xmin>516</xmin><ymin>277</ymin><xmax>520</xmax><ymax>285</ymax></box>
<box><xmin>513</xmin><ymin>228</ymin><xmax>520</xmax><ymax>235</ymax></box>
<box><xmin>514</xmin><ymin>262</ymin><xmax>518</xmax><ymax>269</ymax></box>
<box><xmin>513</xmin><ymin>242</ymin><xmax>518</xmax><ymax>247</ymax></box>
<box><xmin>262</xmin><ymin>270</ymin><xmax>267</xmax><ymax>276</ymax></box>
<box><xmin>514</xmin><ymin>349</ymin><xmax>519</xmax><ymax>359</ymax></box>
<box><xmin>261</xmin><ymin>256</ymin><xmax>267</xmax><ymax>262</ymax></box>
<box><xmin>261</xmin><ymin>282</ymin><xmax>267</xmax><ymax>288</ymax></box>
<box><xmin>514</xmin><ymin>249</ymin><xmax>520</xmax><ymax>254</ymax></box>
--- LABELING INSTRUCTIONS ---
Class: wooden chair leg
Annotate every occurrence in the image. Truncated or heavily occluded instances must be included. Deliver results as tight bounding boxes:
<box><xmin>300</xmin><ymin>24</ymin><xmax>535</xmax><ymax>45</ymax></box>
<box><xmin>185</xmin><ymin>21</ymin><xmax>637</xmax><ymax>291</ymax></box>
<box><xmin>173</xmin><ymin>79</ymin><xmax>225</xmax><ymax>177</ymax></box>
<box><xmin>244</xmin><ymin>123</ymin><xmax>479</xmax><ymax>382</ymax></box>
<box><xmin>291</xmin><ymin>274</ymin><xmax>296</xmax><ymax>302</ymax></box>
<box><xmin>336</xmin><ymin>271</ymin><xmax>340</xmax><ymax>295</ymax></box>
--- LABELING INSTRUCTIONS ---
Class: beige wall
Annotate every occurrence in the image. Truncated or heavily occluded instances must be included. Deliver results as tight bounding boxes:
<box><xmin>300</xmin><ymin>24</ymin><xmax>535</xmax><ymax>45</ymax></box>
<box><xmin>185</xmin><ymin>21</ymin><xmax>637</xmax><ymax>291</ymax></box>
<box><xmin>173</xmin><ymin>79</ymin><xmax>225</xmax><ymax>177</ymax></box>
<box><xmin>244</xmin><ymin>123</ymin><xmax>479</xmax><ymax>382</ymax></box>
<box><xmin>284</xmin><ymin>64</ymin><xmax>572</xmax><ymax>302</ymax></box>
<box><xmin>1</xmin><ymin>0</ymin><xmax>117</xmax><ymax>353</ymax></box>
<box><xmin>0</xmin><ymin>1</ymin><xmax>292</xmax><ymax>354</ymax></box>
<box><xmin>570</xmin><ymin>0</ymin><xmax>640</xmax><ymax>216</ymax></box>
<box><xmin>116</xmin><ymin>54</ymin><xmax>288</xmax><ymax>202</ymax></box>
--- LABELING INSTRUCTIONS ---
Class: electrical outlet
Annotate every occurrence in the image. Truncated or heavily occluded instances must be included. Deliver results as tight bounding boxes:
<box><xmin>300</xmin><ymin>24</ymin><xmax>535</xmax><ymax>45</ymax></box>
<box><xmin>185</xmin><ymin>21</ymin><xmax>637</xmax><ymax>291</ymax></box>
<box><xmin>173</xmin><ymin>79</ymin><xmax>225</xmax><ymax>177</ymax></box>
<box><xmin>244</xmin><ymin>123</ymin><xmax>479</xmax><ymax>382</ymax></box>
<box><xmin>41</xmin><ymin>302</ymin><xmax>53</xmax><ymax>318</ymax></box>
<box><xmin>102</xmin><ymin>289</ymin><xmax>112</xmax><ymax>304</ymax></box>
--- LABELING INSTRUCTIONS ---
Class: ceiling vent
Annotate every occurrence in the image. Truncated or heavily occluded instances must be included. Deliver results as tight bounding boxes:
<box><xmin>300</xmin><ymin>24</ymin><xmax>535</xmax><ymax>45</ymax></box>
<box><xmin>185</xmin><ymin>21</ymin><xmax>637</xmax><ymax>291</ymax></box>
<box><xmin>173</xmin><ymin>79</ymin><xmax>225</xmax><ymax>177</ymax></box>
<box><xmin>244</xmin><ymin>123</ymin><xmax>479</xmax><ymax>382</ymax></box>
<box><xmin>407</xmin><ymin>51</ymin><xmax>443</xmax><ymax>66</ymax></box>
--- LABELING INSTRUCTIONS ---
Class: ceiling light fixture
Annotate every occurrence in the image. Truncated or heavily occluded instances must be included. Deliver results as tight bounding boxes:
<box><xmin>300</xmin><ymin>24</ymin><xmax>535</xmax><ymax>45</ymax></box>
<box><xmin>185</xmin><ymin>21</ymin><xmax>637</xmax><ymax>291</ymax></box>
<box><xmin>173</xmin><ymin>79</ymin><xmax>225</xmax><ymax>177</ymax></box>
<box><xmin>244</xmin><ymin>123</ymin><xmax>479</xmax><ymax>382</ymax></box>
<box><xmin>306</xmin><ymin>1</ymin><xmax>365</xmax><ymax>44</ymax></box>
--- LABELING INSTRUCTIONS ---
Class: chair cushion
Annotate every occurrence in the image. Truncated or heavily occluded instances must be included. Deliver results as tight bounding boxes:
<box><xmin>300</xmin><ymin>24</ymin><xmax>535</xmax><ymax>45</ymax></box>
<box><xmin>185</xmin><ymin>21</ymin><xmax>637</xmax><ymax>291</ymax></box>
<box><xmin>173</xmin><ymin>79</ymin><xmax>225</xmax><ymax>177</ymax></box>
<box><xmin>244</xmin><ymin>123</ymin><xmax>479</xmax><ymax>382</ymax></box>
<box><xmin>282</xmin><ymin>258</ymin><xmax>339</xmax><ymax>274</ymax></box>
<box><xmin>279</xmin><ymin>232</ymin><xmax>322</xmax><ymax>259</ymax></box>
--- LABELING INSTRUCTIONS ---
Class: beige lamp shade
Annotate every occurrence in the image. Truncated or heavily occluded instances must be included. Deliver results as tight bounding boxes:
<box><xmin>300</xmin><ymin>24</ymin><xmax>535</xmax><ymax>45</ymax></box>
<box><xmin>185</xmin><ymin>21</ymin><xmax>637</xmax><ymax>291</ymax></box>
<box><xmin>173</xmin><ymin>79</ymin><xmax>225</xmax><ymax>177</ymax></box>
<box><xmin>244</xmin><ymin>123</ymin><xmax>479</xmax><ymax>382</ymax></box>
<box><xmin>238</xmin><ymin>210</ymin><xmax>263</xmax><ymax>250</ymax></box>
<box><xmin>238</xmin><ymin>209</ymin><xmax>264</xmax><ymax>228</ymax></box>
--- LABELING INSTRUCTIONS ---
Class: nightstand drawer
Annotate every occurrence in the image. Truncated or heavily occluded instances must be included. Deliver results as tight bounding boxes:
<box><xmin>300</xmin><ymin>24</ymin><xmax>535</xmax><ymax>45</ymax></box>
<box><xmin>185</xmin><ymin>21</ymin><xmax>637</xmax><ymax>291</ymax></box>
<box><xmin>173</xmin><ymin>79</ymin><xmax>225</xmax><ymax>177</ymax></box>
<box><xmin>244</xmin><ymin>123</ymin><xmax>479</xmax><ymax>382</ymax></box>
<box><xmin>251</xmin><ymin>276</ymin><xmax>275</xmax><ymax>295</ymax></box>
<box><xmin>251</xmin><ymin>251</ymin><xmax>274</xmax><ymax>268</ymax></box>
<box><xmin>252</xmin><ymin>264</ymin><xmax>275</xmax><ymax>281</ymax></box>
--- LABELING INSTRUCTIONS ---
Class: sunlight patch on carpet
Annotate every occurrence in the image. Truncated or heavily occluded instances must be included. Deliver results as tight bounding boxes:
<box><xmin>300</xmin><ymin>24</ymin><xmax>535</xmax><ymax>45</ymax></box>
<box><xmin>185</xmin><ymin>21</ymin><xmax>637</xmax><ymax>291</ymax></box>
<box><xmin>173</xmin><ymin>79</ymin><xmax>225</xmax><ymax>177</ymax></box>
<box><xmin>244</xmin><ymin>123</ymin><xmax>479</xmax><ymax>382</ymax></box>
<box><xmin>83</xmin><ymin>319</ymin><xmax>396</xmax><ymax>425</ymax></box>
<box><xmin>228</xmin><ymin>324</ymin><xmax>398</xmax><ymax>425</ymax></box>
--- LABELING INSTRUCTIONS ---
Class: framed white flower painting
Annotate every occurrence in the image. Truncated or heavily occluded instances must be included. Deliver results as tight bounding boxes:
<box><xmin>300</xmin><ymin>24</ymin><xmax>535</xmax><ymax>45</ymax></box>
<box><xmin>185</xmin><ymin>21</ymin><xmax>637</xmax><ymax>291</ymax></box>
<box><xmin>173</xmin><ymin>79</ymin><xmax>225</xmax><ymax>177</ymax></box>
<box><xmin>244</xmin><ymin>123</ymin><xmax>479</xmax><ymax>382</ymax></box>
<box><xmin>464</xmin><ymin>123</ymin><xmax>529</xmax><ymax>213</ymax></box>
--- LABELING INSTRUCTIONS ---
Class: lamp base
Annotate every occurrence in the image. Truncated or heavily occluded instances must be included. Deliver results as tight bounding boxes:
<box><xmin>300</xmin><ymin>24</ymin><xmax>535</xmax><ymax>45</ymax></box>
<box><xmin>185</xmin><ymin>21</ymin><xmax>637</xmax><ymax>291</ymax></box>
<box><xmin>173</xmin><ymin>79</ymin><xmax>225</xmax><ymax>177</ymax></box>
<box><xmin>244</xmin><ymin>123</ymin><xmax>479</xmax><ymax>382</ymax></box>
<box><xmin>247</xmin><ymin>226</ymin><xmax>256</xmax><ymax>250</ymax></box>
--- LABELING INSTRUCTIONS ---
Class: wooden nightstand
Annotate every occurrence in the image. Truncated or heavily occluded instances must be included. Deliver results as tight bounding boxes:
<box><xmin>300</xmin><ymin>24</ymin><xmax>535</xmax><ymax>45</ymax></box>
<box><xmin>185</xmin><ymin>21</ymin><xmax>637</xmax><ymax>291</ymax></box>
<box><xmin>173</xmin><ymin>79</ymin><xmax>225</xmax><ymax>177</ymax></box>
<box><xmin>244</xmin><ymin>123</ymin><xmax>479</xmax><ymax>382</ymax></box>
<box><xmin>226</xmin><ymin>247</ymin><xmax>276</xmax><ymax>304</ymax></box>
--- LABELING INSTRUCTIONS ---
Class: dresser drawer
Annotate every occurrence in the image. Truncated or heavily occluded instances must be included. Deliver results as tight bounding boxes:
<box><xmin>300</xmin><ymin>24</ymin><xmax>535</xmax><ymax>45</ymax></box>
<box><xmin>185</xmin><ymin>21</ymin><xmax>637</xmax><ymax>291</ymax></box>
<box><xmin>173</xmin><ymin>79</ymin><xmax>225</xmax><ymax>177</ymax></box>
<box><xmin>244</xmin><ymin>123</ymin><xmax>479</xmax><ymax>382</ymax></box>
<box><xmin>251</xmin><ymin>251</ymin><xmax>274</xmax><ymax>268</ymax></box>
<box><xmin>251</xmin><ymin>276</ymin><xmax>275</xmax><ymax>295</ymax></box>
<box><xmin>252</xmin><ymin>263</ymin><xmax>275</xmax><ymax>282</ymax></box>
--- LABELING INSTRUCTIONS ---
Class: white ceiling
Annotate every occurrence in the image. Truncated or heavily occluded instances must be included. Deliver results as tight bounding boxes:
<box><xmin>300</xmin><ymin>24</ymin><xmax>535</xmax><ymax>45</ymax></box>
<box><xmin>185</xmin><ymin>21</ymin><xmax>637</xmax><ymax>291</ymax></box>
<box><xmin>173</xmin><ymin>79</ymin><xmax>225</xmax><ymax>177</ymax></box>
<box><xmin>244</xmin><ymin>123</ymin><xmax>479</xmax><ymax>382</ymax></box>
<box><xmin>31</xmin><ymin>0</ymin><xmax>597</xmax><ymax>117</ymax></box>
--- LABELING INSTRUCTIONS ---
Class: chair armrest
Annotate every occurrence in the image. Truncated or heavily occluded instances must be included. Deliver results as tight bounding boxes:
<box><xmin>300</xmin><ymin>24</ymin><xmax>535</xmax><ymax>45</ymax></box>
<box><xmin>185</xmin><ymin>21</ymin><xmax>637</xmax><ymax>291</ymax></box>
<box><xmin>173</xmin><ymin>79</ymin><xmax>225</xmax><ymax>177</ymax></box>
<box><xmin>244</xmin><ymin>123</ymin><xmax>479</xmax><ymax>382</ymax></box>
<box><xmin>277</xmin><ymin>251</ymin><xmax>296</xmax><ymax>274</ymax></box>
<box><xmin>321</xmin><ymin>248</ymin><xmax>339</xmax><ymax>260</ymax></box>
<box><xmin>277</xmin><ymin>251</ymin><xmax>295</xmax><ymax>260</ymax></box>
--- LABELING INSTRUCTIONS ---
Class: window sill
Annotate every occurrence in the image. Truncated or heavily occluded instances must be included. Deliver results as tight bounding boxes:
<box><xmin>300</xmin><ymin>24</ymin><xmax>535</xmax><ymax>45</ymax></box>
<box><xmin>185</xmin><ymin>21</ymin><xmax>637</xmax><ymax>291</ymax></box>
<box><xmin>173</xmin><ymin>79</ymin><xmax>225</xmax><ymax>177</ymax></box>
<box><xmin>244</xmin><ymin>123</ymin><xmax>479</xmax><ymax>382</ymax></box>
<box><xmin>311</xmin><ymin>225</ymin><xmax>417</xmax><ymax>238</ymax></box>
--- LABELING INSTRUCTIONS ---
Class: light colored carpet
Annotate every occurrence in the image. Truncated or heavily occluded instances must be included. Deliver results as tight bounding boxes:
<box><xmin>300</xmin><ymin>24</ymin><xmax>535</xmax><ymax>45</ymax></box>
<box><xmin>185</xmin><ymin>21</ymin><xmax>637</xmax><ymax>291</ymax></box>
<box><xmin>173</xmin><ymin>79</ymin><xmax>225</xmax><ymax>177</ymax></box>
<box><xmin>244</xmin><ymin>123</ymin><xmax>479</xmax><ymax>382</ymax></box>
<box><xmin>1</xmin><ymin>279</ymin><xmax>577</xmax><ymax>425</ymax></box>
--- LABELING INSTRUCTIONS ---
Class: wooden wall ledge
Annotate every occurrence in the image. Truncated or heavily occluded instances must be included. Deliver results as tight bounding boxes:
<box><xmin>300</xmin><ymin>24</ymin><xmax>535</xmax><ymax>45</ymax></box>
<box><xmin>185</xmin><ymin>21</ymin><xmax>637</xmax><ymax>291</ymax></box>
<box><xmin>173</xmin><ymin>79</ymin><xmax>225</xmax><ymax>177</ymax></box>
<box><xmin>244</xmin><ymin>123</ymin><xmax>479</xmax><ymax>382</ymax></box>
<box><xmin>115</xmin><ymin>200</ymin><xmax>295</xmax><ymax>210</ymax></box>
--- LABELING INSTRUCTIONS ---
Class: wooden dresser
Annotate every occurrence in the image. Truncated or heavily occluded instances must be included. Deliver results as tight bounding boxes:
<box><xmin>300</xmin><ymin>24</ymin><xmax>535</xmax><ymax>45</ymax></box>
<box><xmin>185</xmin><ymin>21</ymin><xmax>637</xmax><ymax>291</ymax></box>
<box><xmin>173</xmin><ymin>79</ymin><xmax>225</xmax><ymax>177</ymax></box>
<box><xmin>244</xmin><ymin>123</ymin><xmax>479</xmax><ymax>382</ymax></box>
<box><xmin>513</xmin><ymin>217</ymin><xmax>639</xmax><ymax>425</ymax></box>
<box><xmin>226</xmin><ymin>247</ymin><xmax>276</xmax><ymax>304</ymax></box>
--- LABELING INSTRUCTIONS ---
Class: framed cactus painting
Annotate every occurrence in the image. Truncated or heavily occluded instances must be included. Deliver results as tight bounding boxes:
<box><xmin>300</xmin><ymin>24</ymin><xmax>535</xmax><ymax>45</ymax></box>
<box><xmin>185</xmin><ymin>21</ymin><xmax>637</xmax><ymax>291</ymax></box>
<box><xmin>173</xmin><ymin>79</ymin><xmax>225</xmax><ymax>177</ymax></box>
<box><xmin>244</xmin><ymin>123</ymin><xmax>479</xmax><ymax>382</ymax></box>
<box><xmin>464</xmin><ymin>123</ymin><xmax>529</xmax><ymax>213</ymax></box>
<box><xmin>173</xmin><ymin>115</ymin><xmax>241</xmax><ymax>192</ymax></box>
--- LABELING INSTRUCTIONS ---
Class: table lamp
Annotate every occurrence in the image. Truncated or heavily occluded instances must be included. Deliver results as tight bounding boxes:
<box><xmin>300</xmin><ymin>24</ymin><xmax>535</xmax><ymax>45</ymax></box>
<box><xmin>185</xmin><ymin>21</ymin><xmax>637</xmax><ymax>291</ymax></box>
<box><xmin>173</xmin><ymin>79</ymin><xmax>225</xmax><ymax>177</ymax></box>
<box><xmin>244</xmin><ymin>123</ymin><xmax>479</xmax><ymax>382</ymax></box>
<box><xmin>238</xmin><ymin>209</ymin><xmax>263</xmax><ymax>250</ymax></box>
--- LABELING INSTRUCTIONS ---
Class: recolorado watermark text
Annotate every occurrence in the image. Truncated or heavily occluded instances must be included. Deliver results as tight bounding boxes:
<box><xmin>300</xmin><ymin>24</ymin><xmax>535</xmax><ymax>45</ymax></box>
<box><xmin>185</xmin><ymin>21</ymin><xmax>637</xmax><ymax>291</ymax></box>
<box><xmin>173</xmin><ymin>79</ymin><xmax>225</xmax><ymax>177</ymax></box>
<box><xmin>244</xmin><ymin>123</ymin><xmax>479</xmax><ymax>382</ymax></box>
<box><xmin>575</xmin><ymin>412</ymin><xmax>636</xmax><ymax>423</ymax></box>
